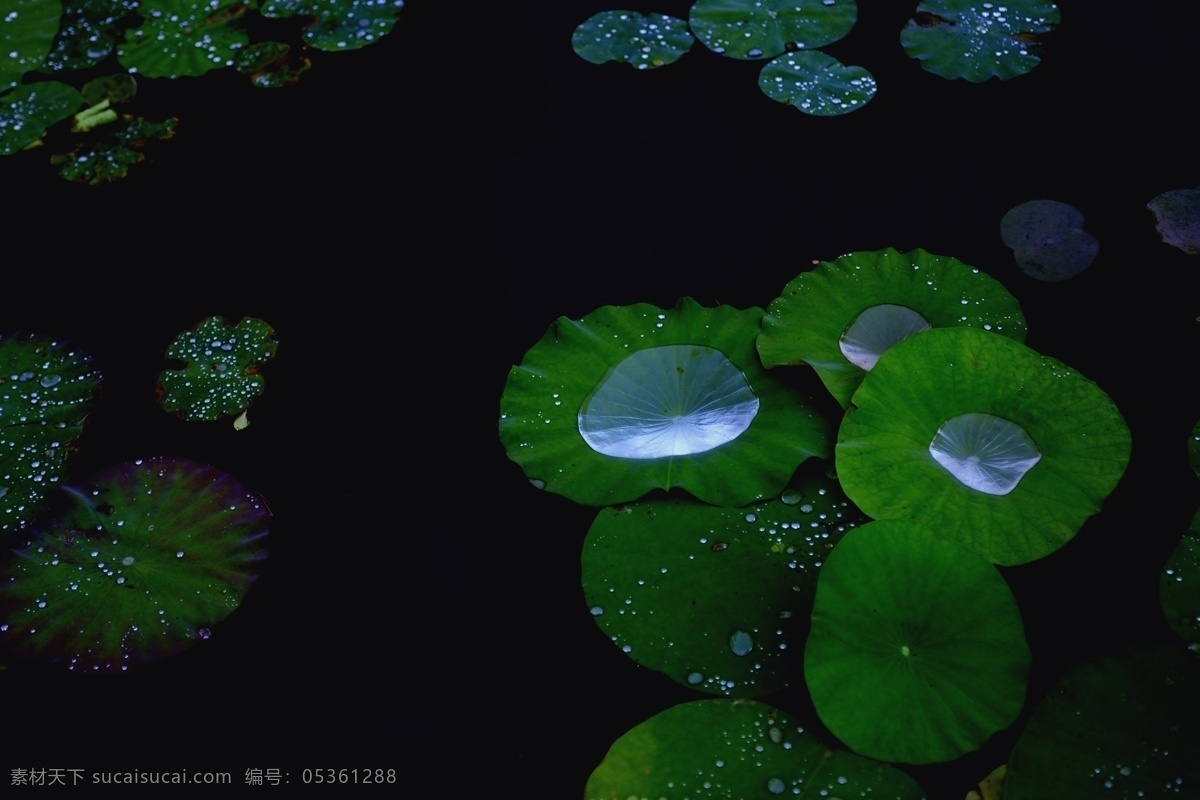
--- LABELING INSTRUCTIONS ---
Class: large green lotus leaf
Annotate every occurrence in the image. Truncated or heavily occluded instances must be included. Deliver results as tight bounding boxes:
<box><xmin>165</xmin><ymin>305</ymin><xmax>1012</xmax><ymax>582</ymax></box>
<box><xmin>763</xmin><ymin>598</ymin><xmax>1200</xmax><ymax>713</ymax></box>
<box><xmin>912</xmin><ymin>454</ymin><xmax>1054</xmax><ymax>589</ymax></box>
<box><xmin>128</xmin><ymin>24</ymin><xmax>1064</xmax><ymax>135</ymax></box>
<box><xmin>259</xmin><ymin>0</ymin><xmax>404</xmax><ymax>52</ymax></box>
<box><xmin>0</xmin><ymin>456</ymin><xmax>270</xmax><ymax>672</ymax></box>
<box><xmin>1000</xmin><ymin>199</ymin><xmax>1099</xmax><ymax>282</ymax></box>
<box><xmin>757</xmin><ymin>247</ymin><xmax>1027</xmax><ymax>408</ymax></box>
<box><xmin>1003</xmin><ymin>640</ymin><xmax>1200</xmax><ymax>798</ymax></box>
<box><xmin>835</xmin><ymin>327</ymin><xmax>1130</xmax><ymax>566</ymax></box>
<box><xmin>900</xmin><ymin>0</ymin><xmax>1059</xmax><ymax>82</ymax></box>
<box><xmin>758</xmin><ymin>50</ymin><xmax>876</xmax><ymax>116</ymax></box>
<box><xmin>805</xmin><ymin>519</ymin><xmax>1030</xmax><ymax>765</ymax></box>
<box><xmin>116</xmin><ymin>0</ymin><xmax>250</xmax><ymax>78</ymax></box>
<box><xmin>1147</xmin><ymin>186</ymin><xmax>1200</xmax><ymax>255</ymax></box>
<box><xmin>0</xmin><ymin>0</ymin><xmax>62</xmax><ymax>91</ymax></box>
<box><xmin>1160</xmin><ymin>506</ymin><xmax>1200</xmax><ymax>649</ymax></box>
<box><xmin>499</xmin><ymin>297</ymin><xmax>833</xmax><ymax>508</ymax></box>
<box><xmin>571</xmin><ymin>10</ymin><xmax>693</xmax><ymax>70</ymax></box>
<box><xmin>0</xmin><ymin>80</ymin><xmax>83</xmax><ymax>155</ymax></box>
<box><xmin>0</xmin><ymin>333</ymin><xmax>101</xmax><ymax>532</ymax></box>
<box><xmin>582</xmin><ymin>468</ymin><xmax>866</xmax><ymax>697</ymax></box>
<box><xmin>585</xmin><ymin>698</ymin><xmax>926</xmax><ymax>800</ymax></box>
<box><xmin>41</xmin><ymin>0</ymin><xmax>139</xmax><ymax>73</ymax></box>
<box><xmin>156</xmin><ymin>316</ymin><xmax>278</xmax><ymax>427</ymax></box>
<box><xmin>689</xmin><ymin>0</ymin><xmax>856</xmax><ymax>60</ymax></box>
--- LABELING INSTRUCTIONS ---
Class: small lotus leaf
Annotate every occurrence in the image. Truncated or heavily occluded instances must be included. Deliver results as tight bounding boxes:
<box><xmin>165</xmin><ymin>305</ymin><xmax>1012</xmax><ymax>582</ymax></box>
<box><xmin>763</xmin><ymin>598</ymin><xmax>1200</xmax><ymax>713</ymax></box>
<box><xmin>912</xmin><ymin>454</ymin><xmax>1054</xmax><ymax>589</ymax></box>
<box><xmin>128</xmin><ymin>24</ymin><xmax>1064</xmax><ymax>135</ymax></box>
<box><xmin>1000</xmin><ymin>199</ymin><xmax>1099</xmax><ymax>281</ymax></box>
<box><xmin>758</xmin><ymin>50</ymin><xmax>876</xmax><ymax>116</ymax></box>
<box><xmin>117</xmin><ymin>0</ymin><xmax>250</xmax><ymax>79</ymax></box>
<box><xmin>0</xmin><ymin>457</ymin><xmax>270</xmax><ymax>672</ymax></box>
<box><xmin>234</xmin><ymin>42</ymin><xmax>312</xmax><ymax>88</ymax></box>
<box><xmin>1004</xmin><ymin>641</ymin><xmax>1200</xmax><ymax>798</ymax></box>
<box><xmin>571</xmin><ymin>10</ymin><xmax>693</xmax><ymax>70</ymax></box>
<box><xmin>1147</xmin><ymin>186</ymin><xmax>1200</xmax><ymax>255</ymax></box>
<box><xmin>689</xmin><ymin>0</ymin><xmax>856</xmax><ymax>60</ymax></box>
<box><xmin>0</xmin><ymin>80</ymin><xmax>84</xmax><ymax>155</ymax></box>
<box><xmin>499</xmin><ymin>297</ymin><xmax>832</xmax><ymax>508</ymax></box>
<box><xmin>259</xmin><ymin>0</ymin><xmax>404</xmax><ymax>52</ymax></box>
<box><xmin>51</xmin><ymin>114</ymin><xmax>178</xmax><ymax>184</ymax></box>
<box><xmin>585</xmin><ymin>697</ymin><xmax>925</xmax><ymax>800</ymax></box>
<box><xmin>835</xmin><ymin>326</ymin><xmax>1131</xmax><ymax>566</ymax></box>
<box><xmin>41</xmin><ymin>0</ymin><xmax>139</xmax><ymax>73</ymax></box>
<box><xmin>900</xmin><ymin>0</ymin><xmax>1060</xmax><ymax>82</ymax></box>
<box><xmin>156</xmin><ymin>316</ymin><xmax>277</xmax><ymax>425</ymax></box>
<box><xmin>757</xmin><ymin>247</ymin><xmax>1027</xmax><ymax>408</ymax></box>
<box><xmin>582</xmin><ymin>468</ymin><xmax>866</xmax><ymax>697</ymax></box>
<box><xmin>80</xmin><ymin>74</ymin><xmax>137</xmax><ymax>107</ymax></box>
<box><xmin>1160</xmin><ymin>507</ymin><xmax>1200</xmax><ymax>650</ymax></box>
<box><xmin>805</xmin><ymin>519</ymin><xmax>1030</xmax><ymax>764</ymax></box>
<box><xmin>0</xmin><ymin>333</ymin><xmax>102</xmax><ymax>532</ymax></box>
<box><xmin>0</xmin><ymin>0</ymin><xmax>61</xmax><ymax>91</ymax></box>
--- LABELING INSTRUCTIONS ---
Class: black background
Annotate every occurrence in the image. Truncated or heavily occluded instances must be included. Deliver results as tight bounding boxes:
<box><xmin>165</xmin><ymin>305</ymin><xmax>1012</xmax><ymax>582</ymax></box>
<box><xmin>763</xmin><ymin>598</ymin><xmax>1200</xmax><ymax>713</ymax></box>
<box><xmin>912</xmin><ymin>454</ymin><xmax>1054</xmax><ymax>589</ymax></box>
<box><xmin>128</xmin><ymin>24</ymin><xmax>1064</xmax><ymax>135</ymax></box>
<box><xmin>488</xmin><ymin>1</ymin><xmax>1200</xmax><ymax>799</ymax></box>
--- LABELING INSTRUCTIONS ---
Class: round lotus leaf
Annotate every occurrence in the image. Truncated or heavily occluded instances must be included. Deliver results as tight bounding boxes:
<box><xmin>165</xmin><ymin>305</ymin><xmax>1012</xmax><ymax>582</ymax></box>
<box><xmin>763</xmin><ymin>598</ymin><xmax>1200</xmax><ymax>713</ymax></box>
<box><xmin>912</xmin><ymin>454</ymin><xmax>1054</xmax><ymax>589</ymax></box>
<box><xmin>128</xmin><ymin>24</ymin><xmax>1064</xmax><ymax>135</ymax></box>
<box><xmin>585</xmin><ymin>697</ymin><xmax>925</xmax><ymax>800</ymax></box>
<box><xmin>758</xmin><ymin>50</ymin><xmax>876</xmax><ymax>116</ymax></box>
<box><xmin>1147</xmin><ymin>186</ymin><xmax>1200</xmax><ymax>255</ymax></box>
<box><xmin>900</xmin><ymin>0</ymin><xmax>1060</xmax><ymax>82</ymax></box>
<box><xmin>1000</xmin><ymin>199</ymin><xmax>1099</xmax><ymax>282</ymax></box>
<box><xmin>689</xmin><ymin>0</ymin><xmax>857</xmax><ymax>60</ymax></box>
<box><xmin>804</xmin><ymin>519</ymin><xmax>1030</xmax><ymax>765</ymax></box>
<box><xmin>1004</xmin><ymin>641</ymin><xmax>1200</xmax><ymax>798</ymax></box>
<box><xmin>835</xmin><ymin>326</ymin><xmax>1131</xmax><ymax>566</ymax></box>
<box><xmin>42</xmin><ymin>0</ymin><xmax>139</xmax><ymax>72</ymax></box>
<box><xmin>0</xmin><ymin>0</ymin><xmax>61</xmax><ymax>91</ymax></box>
<box><xmin>1160</xmin><ymin>506</ymin><xmax>1200</xmax><ymax>650</ymax></box>
<box><xmin>0</xmin><ymin>332</ymin><xmax>102</xmax><ymax>532</ymax></box>
<box><xmin>582</xmin><ymin>469</ymin><xmax>866</xmax><ymax>697</ymax></box>
<box><xmin>499</xmin><ymin>297</ymin><xmax>832</xmax><ymax>508</ymax></box>
<box><xmin>0</xmin><ymin>80</ymin><xmax>83</xmax><ymax>156</ymax></box>
<box><xmin>571</xmin><ymin>10</ymin><xmax>693</xmax><ymax>70</ymax></box>
<box><xmin>117</xmin><ymin>0</ymin><xmax>250</xmax><ymax>78</ymax></box>
<box><xmin>0</xmin><ymin>456</ymin><xmax>270</xmax><ymax>672</ymax></box>
<box><xmin>50</xmin><ymin>115</ymin><xmax>178</xmax><ymax>185</ymax></box>
<box><xmin>757</xmin><ymin>247</ymin><xmax>1027</xmax><ymax>408</ymax></box>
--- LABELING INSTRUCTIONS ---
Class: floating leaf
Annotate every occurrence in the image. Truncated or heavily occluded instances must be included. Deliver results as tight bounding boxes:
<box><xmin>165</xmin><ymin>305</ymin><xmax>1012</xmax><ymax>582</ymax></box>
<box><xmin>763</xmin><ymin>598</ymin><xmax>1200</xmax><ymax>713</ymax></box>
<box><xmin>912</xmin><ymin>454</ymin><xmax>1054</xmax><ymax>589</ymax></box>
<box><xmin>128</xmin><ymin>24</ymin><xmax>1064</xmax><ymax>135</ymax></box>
<box><xmin>51</xmin><ymin>114</ymin><xmax>178</xmax><ymax>184</ymax></box>
<box><xmin>804</xmin><ymin>519</ymin><xmax>1030</xmax><ymax>764</ymax></box>
<box><xmin>758</xmin><ymin>50</ymin><xmax>876</xmax><ymax>116</ymax></box>
<box><xmin>259</xmin><ymin>0</ymin><xmax>404</xmax><ymax>52</ymax></box>
<box><xmin>0</xmin><ymin>0</ymin><xmax>62</xmax><ymax>91</ymax></box>
<box><xmin>234</xmin><ymin>41</ymin><xmax>312</xmax><ymax>88</ymax></box>
<box><xmin>1160</xmin><ymin>507</ymin><xmax>1200</xmax><ymax>650</ymax></box>
<box><xmin>1000</xmin><ymin>199</ymin><xmax>1099</xmax><ymax>282</ymax></box>
<box><xmin>900</xmin><ymin>0</ymin><xmax>1060</xmax><ymax>82</ymax></box>
<box><xmin>1147</xmin><ymin>186</ymin><xmax>1200</xmax><ymax>255</ymax></box>
<box><xmin>835</xmin><ymin>326</ymin><xmax>1130</xmax><ymax>566</ymax></box>
<box><xmin>0</xmin><ymin>457</ymin><xmax>270</xmax><ymax>672</ymax></box>
<box><xmin>41</xmin><ymin>0</ymin><xmax>139</xmax><ymax>73</ymax></box>
<box><xmin>585</xmin><ymin>697</ymin><xmax>926</xmax><ymax>800</ymax></box>
<box><xmin>80</xmin><ymin>73</ymin><xmax>137</xmax><ymax>107</ymax></box>
<box><xmin>757</xmin><ymin>247</ymin><xmax>1027</xmax><ymax>408</ymax></box>
<box><xmin>582</xmin><ymin>468</ymin><xmax>865</xmax><ymax>697</ymax></box>
<box><xmin>0</xmin><ymin>80</ymin><xmax>84</xmax><ymax>155</ymax></box>
<box><xmin>117</xmin><ymin>0</ymin><xmax>250</xmax><ymax>79</ymax></box>
<box><xmin>1004</xmin><ymin>640</ymin><xmax>1200</xmax><ymax>798</ymax></box>
<box><xmin>499</xmin><ymin>297</ymin><xmax>832</xmax><ymax>508</ymax></box>
<box><xmin>571</xmin><ymin>10</ymin><xmax>693</xmax><ymax>70</ymax></box>
<box><xmin>156</xmin><ymin>316</ymin><xmax>278</xmax><ymax>426</ymax></box>
<box><xmin>0</xmin><ymin>333</ymin><xmax>102</xmax><ymax>533</ymax></box>
<box><xmin>689</xmin><ymin>0</ymin><xmax>856</xmax><ymax>60</ymax></box>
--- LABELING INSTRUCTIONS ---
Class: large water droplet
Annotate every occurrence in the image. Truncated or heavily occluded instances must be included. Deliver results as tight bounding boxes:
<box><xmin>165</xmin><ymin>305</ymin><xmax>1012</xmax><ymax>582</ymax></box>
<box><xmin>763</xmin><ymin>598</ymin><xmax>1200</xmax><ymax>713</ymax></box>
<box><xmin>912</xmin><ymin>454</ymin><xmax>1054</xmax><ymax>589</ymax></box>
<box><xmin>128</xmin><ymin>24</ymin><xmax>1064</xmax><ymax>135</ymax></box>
<box><xmin>729</xmin><ymin>630</ymin><xmax>754</xmax><ymax>656</ymax></box>
<box><xmin>839</xmin><ymin>304</ymin><xmax>931</xmax><ymax>371</ymax></box>
<box><xmin>929</xmin><ymin>412</ymin><xmax>1041</xmax><ymax>496</ymax></box>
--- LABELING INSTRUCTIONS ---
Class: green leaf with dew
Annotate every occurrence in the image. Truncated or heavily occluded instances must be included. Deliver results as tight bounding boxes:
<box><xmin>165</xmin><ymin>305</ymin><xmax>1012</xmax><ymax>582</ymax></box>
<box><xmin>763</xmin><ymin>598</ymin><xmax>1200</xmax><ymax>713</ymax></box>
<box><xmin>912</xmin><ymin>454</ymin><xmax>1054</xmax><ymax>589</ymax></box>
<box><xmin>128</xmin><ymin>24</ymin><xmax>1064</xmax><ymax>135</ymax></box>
<box><xmin>40</xmin><ymin>0</ymin><xmax>139</xmax><ymax>73</ymax></box>
<box><xmin>689</xmin><ymin>0</ymin><xmax>857</xmax><ymax>60</ymax></box>
<box><xmin>117</xmin><ymin>0</ymin><xmax>250</xmax><ymax>79</ymax></box>
<box><xmin>259</xmin><ymin>0</ymin><xmax>404</xmax><ymax>52</ymax></box>
<box><xmin>0</xmin><ymin>80</ymin><xmax>84</xmax><ymax>155</ymax></box>
<box><xmin>1160</xmin><ymin>506</ymin><xmax>1200</xmax><ymax>651</ymax></box>
<box><xmin>234</xmin><ymin>41</ymin><xmax>312</xmax><ymax>88</ymax></box>
<box><xmin>900</xmin><ymin>0</ymin><xmax>1059</xmax><ymax>82</ymax></box>
<box><xmin>51</xmin><ymin>114</ymin><xmax>178</xmax><ymax>183</ymax></box>
<box><xmin>0</xmin><ymin>0</ymin><xmax>62</xmax><ymax>91</ymax></box>
<box><xmin>571</xmin><ymin>10</ymin><xmax>693</xmax><ymax>70</ymax></box>
<box><xmin>758</xmin><ymin>50</ymin><xmax>875</xmax><ymax>116</ymax></box>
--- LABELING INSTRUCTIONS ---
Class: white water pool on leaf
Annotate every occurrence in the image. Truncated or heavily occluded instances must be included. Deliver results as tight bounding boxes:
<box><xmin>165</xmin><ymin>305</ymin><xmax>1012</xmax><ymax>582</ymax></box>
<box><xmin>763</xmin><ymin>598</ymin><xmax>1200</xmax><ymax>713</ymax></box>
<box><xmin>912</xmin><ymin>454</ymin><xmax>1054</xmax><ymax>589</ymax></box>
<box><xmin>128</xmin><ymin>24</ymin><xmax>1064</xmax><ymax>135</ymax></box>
<box><xmin>839</xmin><ymin>303</ymin><xmax>931</xmax><ymax>371</ymax></box>
<box><xmin>578</xmin><ymin>345</ymin><xmax>759</xmax><ymax>459</ymax></box>
<box><xmin>929</xmin><ymin>412</ymin><xmax>1041</xmax><ymax>496</ymax></box>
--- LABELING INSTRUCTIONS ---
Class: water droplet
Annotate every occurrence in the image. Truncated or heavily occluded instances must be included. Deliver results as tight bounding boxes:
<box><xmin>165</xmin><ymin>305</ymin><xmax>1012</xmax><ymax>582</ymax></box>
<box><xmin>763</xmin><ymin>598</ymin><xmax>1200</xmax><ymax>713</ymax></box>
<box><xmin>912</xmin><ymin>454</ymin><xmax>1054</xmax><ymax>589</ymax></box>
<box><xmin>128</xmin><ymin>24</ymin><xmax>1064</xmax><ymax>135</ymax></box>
<box><xmin>730</xmin><ymin>630</ymin><xmax>754</xmax><ymax>656</ymax></box>
<box><xmin>780</xmin><ymin>490</ymin><xmax>802</xmax><ymax>505</ymax></box>
<box><xmin>590</xmin><ymin>606</ymin><xmax>604</xmax><ymax>616</ymax></box>
<box><xmin>687</xmin><ymin>671</ymin><xmax>704</xmax><ymax>684</ymax></box>
<box><xmin>767</xmin><ymin>778</ymin><xmax>785</xmax><ymax>794</ymax></box>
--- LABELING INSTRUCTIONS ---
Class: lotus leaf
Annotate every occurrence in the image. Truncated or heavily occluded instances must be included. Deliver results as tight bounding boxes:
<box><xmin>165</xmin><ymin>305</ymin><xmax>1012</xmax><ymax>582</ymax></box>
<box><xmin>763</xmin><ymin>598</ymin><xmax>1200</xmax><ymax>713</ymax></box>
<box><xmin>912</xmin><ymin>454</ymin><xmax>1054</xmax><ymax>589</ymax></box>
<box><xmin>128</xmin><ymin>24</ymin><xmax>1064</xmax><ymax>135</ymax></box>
<box><xmin>499</xmin><ymin>297</ymin><xmax>832</xmax><ymax>508</ymax></box>
<box><xmin>0</xmin><ymin>80</ymin><xmax>84</xmax><ymax>155</ymax></box>
<box><xmin>571</xmin><ymin>10</ymin><xmax>693</xmax><ymax>70</ymax></box>
<box><xmin>689</xmin><ymin>0</ymin><xmax>857</xmax><ymax>60</ymax></box>
<box><xmin>900</xmin><ymin>0</ymin><xmax>1059</xmax><ymax>82</ymax></box>
<box><xmin>804</xmin><ymin>519</ymin><xmax>1030</xmax><ymax>764</ymax></box>
<box><xmin>1003</xmin><ymin>641</ymin><xmax>1200</xmax><ymax>797</ymax></box>
<box><xmin>1000</xmin><ymin>199</ymin><xmax>1099</xmax><ymax>282</ymax></box>
<box><xmin>80</xmin><ymin>74</ymin><xmax>137</xmax><ymax>107</ymax></box>
<box><xmin>0</xmin><ymin>456</ymin><xmax>270</xmax><ymax>672</ymax></box>
<box><xmin>41</xmin><ymin>0</ymin><xmax>139</xmax><ymax>72</ymax></box>
<box><xmin>582</xmin><ymin>468</ymin><xmax>866</xmax><ymax>697</ymax></box>
<box><xmin>259</xmin><ymin>0</ymin><xmax>405</xmax><ymax>52</ymax></box>
<box><xmin>0</xmin><ymin>0</ymin><xmax>61</xmax><ymax>91</ymax></box>
<box><xmin>585</xmin><ymin>697</ymin><xmax>925</xmax><ymax>800</ymax></box>
<box><xmin>1160</xmin><ymin>506</ymin><xmax>1200</xmax><ymax>650</ymax></box>
<box><xmin>156</xmin><ymin>316</ymin><xmax>277</xmax><ymax>426</ymax></box>
<box><xmin>234</xmin><ymin>42</ymin><xmax>312</xmax><ymax>88</ymax></box>
<box><xmin>757</xmin><ymin>247</ymin><xmax>1027</xmax><ymax>408</ymax></box>
<box><xmin>0</xmin><ymin>333</ymin><xmax>102</xmax><ymax>533</ymax></box>
<box><xmin>51</xmin><ymin>114</ymin><xmax>178</xmax><ymax>184</ymax></box>
<box><xmin>835</xmin><ymin>326</ymin><xmax>1130</xmax><ymax>565</ymax></box>
<box><xmin>117</xmin><ymin>0</ymin><xmax>251</xmax><ymax>79</ymax></box>
<box><xmin>758</xmin><ymin>50</ymin><xmax>876</xmax><ymax>116</ymax></box>
<box><xmin>1147</xmin><ymin>186</ymin><xmax>1200</xmax><ymax>255</ymax></box>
